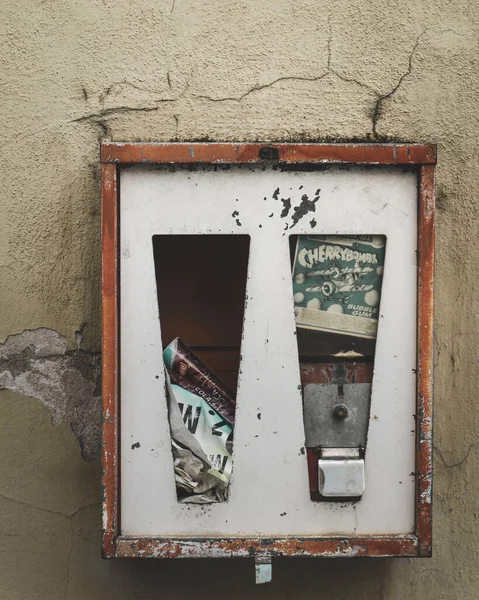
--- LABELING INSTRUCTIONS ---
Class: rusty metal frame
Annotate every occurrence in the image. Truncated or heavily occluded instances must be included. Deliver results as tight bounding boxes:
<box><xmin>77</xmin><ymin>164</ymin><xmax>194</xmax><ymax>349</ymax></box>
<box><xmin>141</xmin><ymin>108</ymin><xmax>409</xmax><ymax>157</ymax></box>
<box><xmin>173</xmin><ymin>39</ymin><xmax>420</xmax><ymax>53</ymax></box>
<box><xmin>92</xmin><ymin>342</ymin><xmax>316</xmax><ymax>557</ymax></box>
<box><xmin>101</xmin><ymin>142</ymin><xmax>435</xmax><ymax>559</ymax></box>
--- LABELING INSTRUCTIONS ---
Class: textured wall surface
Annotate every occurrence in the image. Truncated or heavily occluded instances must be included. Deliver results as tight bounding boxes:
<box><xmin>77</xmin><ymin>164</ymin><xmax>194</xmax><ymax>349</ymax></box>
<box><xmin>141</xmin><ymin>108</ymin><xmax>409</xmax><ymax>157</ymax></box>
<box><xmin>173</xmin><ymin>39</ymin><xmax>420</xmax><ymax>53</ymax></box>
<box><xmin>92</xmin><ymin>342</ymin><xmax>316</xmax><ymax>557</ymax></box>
<box><xmin>1</xmin><ymin>0</ymin><xmax>478</xmax><ymax>597</ymax></box>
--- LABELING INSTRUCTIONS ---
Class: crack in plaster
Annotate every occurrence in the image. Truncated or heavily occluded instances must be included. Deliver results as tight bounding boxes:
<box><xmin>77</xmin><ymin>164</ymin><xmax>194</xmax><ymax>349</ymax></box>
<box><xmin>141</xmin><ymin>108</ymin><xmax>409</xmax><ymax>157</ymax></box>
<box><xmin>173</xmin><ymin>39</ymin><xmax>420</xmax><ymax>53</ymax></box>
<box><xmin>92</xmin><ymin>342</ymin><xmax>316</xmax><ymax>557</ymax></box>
<box><xmin>327</xmin><ymin>16</ymin><xmax>332</xmax><ymax>71</ymax></box>
<box><xmin>0</xmin><ymin>492</ymin><xmax>99</xmax><ymax>600</ymax></box>
<box><xmin>173</xmin><ymin>113</ymin><xmax>179</xmax><ymax>139</ymax></box>
<box><xmin>99</xmin><ymin>81</ymin><xmax>176</xmax><ymax>111</ymax></box>
<box><xmin>0</xmin><ymin>328</ymin><xmax>101</xmax><ymax>461</ymax></box>
<box><xmin>64</xmin><ymin>516</ymin><xmax>74</xmax><ymax>600</ymax></box>
<box><xmin>192</xmin><ymin>72</ymin><xmax>332</xmax><ymax>103</ymax></box>
<box><xmin>0</xmin><ymin>492</ymin><xmax>100</xmax><ymax>519</ymax></box>
<box><xmin>371</xmin><ymin>29</ymin><xmax>428</xmax><ymax>137</ymax></box>
<box><xmin>330</xmin><ymin>70</ymin><xmax>375</xmax><ymax>93</ymax></box>
<box><xmin>72</xmin><ymin>79</ymin><xmax>178</xmax><ymax>137</ymax></box>
<box><xmin>72</xmin><ymin>28</ymin><xmax>452</xmax><ymax>141</ymax></box>
<box><xmin>193</xmin><ymin>24</ymin><xmax>335</xmax><ymax>104</ymax></box>
<box><xmin>434</xmin><ymin>443</ymin><xmax>476</xmax><ymax>468</ymax></box>
<box><xmin>76</xmin><ymin>26</ymin><xmax>375</xmax><ymax>135</ymax></box>
<box><xmin>430</xmin><ymin>27</ymin><xmax>466</xmax><ymax>37</ymax></box>
<box><xmin>73</xmin><ymin>103</ymin><xmax>174</xmax><ymax>123</ymax></box>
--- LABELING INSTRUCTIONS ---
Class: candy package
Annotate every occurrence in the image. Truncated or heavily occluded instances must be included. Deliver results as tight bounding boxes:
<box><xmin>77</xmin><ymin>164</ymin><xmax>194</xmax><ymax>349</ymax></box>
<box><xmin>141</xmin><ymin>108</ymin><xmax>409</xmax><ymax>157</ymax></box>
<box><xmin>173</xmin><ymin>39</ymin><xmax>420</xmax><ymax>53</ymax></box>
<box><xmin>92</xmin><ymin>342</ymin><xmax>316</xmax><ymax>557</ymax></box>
<box><xmin>164</xmin><ymin>338</ymin><xmax>235</xmax><ymax>503</ymax></box>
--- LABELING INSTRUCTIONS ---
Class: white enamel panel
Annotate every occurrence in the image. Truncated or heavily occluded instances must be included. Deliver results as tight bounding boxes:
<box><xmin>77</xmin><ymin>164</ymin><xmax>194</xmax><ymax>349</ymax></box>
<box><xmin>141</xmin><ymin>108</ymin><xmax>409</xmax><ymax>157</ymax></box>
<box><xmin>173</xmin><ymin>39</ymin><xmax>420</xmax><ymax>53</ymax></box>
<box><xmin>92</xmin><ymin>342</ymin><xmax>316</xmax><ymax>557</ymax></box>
<box><xmin>119</xmin><ymin>165</ymin><xmax>417</xmax><ymax>537</ymax></box>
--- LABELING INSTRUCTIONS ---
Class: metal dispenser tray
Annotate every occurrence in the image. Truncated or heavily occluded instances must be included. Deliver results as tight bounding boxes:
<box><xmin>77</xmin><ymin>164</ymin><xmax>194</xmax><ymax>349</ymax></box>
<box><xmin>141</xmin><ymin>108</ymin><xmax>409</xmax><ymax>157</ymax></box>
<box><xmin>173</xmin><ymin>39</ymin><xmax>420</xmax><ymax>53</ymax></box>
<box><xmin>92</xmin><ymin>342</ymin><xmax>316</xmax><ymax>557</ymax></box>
<box><xmin>303</xmin><ymin>383</ymin><xmax>372</xmax><ymax>499</ymax></box>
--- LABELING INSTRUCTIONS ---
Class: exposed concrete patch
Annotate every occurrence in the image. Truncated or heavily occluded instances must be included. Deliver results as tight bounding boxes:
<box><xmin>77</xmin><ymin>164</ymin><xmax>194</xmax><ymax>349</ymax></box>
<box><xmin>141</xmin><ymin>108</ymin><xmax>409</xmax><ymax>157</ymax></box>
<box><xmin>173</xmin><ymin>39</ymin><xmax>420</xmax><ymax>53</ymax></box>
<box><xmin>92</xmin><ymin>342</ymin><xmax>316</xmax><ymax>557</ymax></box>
<box><xmin>0</xmin><ymin>328</ymin><xmax>101</xmax><ymax>461</ymax></box>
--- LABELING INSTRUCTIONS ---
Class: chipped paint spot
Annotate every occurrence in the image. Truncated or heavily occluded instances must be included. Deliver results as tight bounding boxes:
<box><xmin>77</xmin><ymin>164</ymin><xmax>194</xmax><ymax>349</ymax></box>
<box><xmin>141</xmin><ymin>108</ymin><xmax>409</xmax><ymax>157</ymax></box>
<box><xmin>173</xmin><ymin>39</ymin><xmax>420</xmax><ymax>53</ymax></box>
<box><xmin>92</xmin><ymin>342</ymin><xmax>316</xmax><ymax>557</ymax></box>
<box><xmin>291</xmin><ymin>192</ymin><xmax>320</xmax><ymax>227</ymax></box>
<box><xmin>280</xmin><ymin>198</ymin><xmax>291</xmax><ymax>218</ymax></box>
<box><xmin>271</xmin><ymin>186</ymin><xmax>320</xmax><ymax>228</ymax></box>
<box><xmin>231</xmin><ymin>210</ymin><xmax>242</xmax><ymax>226</ymax></box>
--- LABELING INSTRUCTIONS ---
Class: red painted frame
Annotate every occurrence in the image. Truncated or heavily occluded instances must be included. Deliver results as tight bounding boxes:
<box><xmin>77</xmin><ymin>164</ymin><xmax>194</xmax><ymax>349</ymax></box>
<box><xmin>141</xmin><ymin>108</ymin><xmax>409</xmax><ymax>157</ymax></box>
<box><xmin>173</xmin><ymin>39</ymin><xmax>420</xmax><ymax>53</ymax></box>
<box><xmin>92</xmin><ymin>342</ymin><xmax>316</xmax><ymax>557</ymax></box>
<box><xmin>101</xmin><ymin>143</ymin><xmax>435</xmax><ymax>559</ymax></box>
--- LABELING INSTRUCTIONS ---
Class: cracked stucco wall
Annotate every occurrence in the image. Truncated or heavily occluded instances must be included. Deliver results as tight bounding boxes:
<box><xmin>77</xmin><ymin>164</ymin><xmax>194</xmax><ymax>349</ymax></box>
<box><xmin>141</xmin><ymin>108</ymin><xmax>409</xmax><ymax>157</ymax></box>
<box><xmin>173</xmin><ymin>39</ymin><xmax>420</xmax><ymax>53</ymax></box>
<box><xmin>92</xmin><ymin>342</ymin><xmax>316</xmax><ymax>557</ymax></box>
<box><xmin>0</xmin><ymin>0</ymin><xmax>478</xmax><ymax>598</ymax></box>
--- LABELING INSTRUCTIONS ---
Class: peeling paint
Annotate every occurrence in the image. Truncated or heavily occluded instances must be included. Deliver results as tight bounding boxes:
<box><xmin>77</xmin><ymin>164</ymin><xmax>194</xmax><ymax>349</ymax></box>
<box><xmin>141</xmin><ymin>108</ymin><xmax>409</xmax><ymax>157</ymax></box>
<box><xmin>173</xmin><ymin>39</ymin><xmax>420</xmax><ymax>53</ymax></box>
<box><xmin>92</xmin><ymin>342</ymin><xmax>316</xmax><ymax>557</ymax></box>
<box><xmin>0</xmin><ymin>328</ymin><xmax>101</xmax><ymax>461</ymax></box>
<box><xmin>115</xmin><ymin>535</ymin><xmax>419</xmax><ymax>559</ymax></box>
<box><xmin>280</xmin><ymin>198</ymin><xmax>291</xmax><ymax>218</ymax></box>
<box><xmin>290</xmin><ymin>192</ymin><xmax>320</xmax><ymax>227</ymax></box>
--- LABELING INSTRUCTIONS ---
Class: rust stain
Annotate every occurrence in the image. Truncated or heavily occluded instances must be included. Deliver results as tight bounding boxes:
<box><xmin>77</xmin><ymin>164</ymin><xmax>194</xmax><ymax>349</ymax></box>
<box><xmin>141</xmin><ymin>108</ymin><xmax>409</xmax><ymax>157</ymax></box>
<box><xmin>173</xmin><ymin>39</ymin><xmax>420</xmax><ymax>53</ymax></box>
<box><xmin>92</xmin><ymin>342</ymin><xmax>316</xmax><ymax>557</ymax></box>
<box><xmin>415</xmin><ymin>164</ymin><xmax>435</xmax><ymax>557</ymax></box>
<box><xmin>115</xmin><ymin>535</ymin><xmax>418</xmax><ymax>559</ymax></box>
<box><xmin>101</xmin><ymin>162</ymin><xmax>119</xmax><ymax>558</ymax></box>
<box><xmin>101</xmin><ymin>165</ymin><xmax>116</xmax><ymax>240</ymax></box>
<box><xmin>100</xmin><ymin>143</ymin><xmax>437</xmax><ymax>165</ymax></box>
<box><xmin>300</xmin><ymin>362</ymin><xmax>373</xmax><ymax>385</ymax></box>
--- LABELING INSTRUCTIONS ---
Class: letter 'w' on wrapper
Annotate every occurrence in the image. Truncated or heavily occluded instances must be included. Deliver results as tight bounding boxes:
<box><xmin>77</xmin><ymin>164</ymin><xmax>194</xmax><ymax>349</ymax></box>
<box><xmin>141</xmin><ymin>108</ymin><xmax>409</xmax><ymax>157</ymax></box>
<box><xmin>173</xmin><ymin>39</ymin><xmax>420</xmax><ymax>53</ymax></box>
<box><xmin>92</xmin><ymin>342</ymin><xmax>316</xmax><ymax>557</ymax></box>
<box><xmin>163</xmin><ymin>337</ymin><xmax>236</xmax><ymax>425</ymax></box>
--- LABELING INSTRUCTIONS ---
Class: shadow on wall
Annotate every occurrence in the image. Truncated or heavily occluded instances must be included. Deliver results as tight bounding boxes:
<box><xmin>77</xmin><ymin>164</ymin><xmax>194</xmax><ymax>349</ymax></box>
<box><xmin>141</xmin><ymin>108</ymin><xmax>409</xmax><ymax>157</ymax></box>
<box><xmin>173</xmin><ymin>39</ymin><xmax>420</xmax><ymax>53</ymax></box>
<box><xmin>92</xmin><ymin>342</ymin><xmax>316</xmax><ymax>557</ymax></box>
<box><xmin>102</xmin><ymin>556</ymin><xmax>393</xmax><ymax>598</ymax></box>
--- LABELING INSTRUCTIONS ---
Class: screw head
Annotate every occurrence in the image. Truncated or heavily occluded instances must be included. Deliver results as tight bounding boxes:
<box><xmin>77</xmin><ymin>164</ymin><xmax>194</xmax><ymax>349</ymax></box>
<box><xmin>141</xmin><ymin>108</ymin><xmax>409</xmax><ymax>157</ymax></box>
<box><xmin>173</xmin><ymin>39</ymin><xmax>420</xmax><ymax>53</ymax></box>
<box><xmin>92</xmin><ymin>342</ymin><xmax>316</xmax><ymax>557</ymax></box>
<box><xmin>333</xmin><ymin>404</ymin><xmax>348</xmax><ymax>420</ymax></box>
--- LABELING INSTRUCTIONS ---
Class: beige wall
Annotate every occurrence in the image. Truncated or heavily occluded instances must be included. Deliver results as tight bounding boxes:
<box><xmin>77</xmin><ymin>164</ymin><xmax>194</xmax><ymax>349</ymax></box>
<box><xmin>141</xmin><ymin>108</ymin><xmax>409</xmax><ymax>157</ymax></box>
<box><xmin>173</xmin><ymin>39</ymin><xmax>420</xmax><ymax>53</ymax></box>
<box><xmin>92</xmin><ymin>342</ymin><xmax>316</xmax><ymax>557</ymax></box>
<box><xmin>1</xmin><ymin>0</ymin><xmax>478</xmax><ymax>597</ymax></box>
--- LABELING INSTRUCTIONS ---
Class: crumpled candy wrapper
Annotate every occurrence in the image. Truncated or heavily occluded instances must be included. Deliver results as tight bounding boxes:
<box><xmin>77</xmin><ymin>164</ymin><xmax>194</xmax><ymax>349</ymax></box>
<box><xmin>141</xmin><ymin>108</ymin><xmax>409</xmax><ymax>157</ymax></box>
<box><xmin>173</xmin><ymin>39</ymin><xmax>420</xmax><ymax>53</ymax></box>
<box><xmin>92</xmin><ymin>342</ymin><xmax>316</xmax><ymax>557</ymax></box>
<box><xmin>164</xmin><ymin>350</ymin><xmax>234</xmax><ymax>504</ymax></box>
